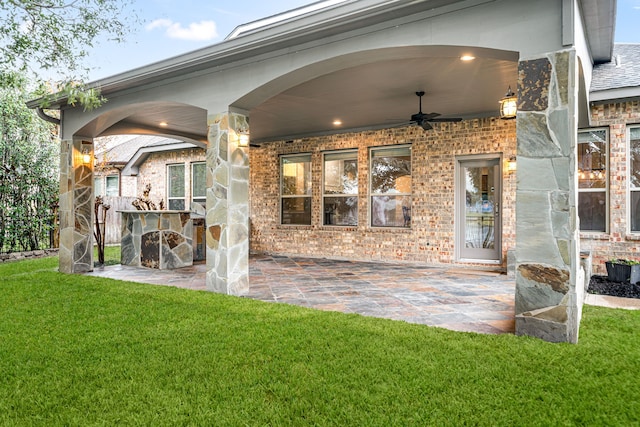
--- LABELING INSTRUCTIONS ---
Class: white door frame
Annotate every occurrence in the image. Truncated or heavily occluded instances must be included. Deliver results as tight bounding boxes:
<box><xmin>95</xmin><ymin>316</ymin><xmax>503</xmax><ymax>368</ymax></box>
<box><xmin>455</xmin><ymin>153</ymin><xmax>503</xmax><ymax>264</ymax></box>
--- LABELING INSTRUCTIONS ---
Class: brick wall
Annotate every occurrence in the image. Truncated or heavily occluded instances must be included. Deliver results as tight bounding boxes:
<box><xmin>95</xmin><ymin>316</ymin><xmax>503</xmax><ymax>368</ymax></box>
<box><xmin>250</xmin><ymin>118</ymin><xmax>517</xmax><ymax>268</ymax></box>
<box><xmin>582</xmin><ymin>100</ymin><xmax>640</xmax><ymax>273</ymax></box>
<box><xmin>94</xmin><ymin>167</ymin><xmax>137</xmax><ymax>197</ymax></box>
<box><xmin>90</xmin><ymin>102</ymin><xmax>640</xmax><ymax>272</ymax></box>
<box><xmin>136</xmin><ymin>148</ymin><xmax>206</xmax><ymax>209</ymax></box>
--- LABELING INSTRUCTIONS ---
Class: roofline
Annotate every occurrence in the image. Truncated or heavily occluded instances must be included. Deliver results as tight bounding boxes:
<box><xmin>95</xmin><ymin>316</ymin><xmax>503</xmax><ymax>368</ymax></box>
<box><xmin>28</xmin><ymin>0</ymin><xmax>616</xmax><ymax>109</ymax></box>
<box><xmin>225</xmin><ymin>0</ymin><xmax>350</xmax><ymax>40</ymax></box>
<box><xmin>97</xmin><ymin>161</ymin><xmax>128</xmax><ymax>166</ymax></box>
<box><xmin>27</xmin><ymin>0</ymin><xmax>488</xmax><ymax>109</ymax></box>
<box><xmin>590</xmin><ymin>87</ymin><xmax>640</xmax><ymax>104</ymax></box>
<box><xmin>122</xmin><ymin>142</ymin><xmax>199</xmax><ymax>176</ymax></box>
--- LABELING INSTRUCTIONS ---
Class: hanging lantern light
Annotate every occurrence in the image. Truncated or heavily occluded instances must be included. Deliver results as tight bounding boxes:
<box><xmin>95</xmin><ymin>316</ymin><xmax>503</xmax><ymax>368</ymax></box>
<box><xmin>499</xmin><ymin>86</ymin><xmax>517</xmax><ymax>120</ymax></box>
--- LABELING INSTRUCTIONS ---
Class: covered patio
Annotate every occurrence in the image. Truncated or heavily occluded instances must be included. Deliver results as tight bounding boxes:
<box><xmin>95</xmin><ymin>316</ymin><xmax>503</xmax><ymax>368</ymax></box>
<box><xmin>88</xmin><ymin>255</ymin><xmax>516</xmax><ymax>334</ymax></box>
<box><xmin>38</xmin><ymin>0</ymin><xmax>618</xmax><ymax>342</ymax></box>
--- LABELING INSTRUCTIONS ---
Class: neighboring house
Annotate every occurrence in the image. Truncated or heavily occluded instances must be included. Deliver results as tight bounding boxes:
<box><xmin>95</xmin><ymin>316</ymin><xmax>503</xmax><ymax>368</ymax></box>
<box><xmin>94</xmin><ymin>135</ymin><xmax>154</xmax><ymax>198</ymax></box>
<box><xmin>32</xmin><ymin>0</ymin><xmax>627</xmax><ymax>342</ymax></box>
<box><xmin>93</xmin><ymin>135</ymin><xmax>205</xmax><ymax>247</ymax></box>
<box><xmin>95</xmin><ymin>135</ymin><xmax>205</xmax><ymax>211</ymax></box>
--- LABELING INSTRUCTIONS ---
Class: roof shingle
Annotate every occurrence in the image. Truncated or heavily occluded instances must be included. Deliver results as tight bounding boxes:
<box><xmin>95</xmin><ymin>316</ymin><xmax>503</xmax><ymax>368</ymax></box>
<box><xmin>96</xmin><ymin>135</ymin><xmax>182</xmax><ymax>164</ymax></box>
<box><xmin>591</xmin><ymin>43</ymin><xmax>640</xmax><ymax>92</ymax></box>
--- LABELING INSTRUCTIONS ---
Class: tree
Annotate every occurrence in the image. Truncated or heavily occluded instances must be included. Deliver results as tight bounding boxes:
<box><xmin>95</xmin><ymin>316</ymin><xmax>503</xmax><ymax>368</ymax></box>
<box><xmin>0</xmin><ymin>0</ymin><xmax>138</xmax><ymax>109</ymax></box>
<box><xmin>0</xmin><ymin>72</ymin><xmax>59</xmax><ymax>252</ymax></box>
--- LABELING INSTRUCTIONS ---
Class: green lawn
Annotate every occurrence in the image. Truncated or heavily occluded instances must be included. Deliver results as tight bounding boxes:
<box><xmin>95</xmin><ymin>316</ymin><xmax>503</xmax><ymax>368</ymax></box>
<box><xmin>1</xmin><ymin>256</ymin><xmax>639</xmax><ymax>426</ymax></box>
<box><xmin>94</xmin><ymin>245</ymin><xmax>121</xmax><ymax>266</ymax></box>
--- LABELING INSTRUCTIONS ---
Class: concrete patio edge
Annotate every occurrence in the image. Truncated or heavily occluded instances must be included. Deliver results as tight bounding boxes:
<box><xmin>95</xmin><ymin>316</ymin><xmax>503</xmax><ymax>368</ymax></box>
<box><xmin>584</xmin><ymin>293</ymin><xmax>640</xmax><ymax>310</ymax></box>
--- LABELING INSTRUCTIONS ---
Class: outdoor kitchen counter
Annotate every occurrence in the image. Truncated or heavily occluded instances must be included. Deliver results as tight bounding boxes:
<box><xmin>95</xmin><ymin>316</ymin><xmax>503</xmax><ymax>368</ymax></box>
<box><xmin>119</xmin><ymin>210</ymin><xmax>193</xmax><ymax>269</ymax></box>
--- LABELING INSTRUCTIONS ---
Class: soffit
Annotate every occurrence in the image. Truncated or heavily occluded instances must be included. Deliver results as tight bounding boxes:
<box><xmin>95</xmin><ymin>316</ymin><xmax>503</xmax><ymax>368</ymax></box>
<box><xmin>579</xmin><ymin>0</ymin><xmax>616</xmax><ymax>63</ymax></box>
<box><xmin>248</xmin><ymin>54</ymin><xmax>517</xmax><ymax>143</ymax></box>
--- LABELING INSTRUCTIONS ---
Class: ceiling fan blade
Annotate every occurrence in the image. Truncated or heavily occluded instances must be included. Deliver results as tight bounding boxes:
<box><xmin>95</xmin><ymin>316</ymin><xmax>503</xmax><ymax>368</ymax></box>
<box><xmin>411</xmin><ymin>112</ymin><xmax>441</xmax><ymax>122</ymax></box>
<box><xmin>407</xmin><ymin>92</ymin><xmax>456</xmax><ymax>130</ymax></box>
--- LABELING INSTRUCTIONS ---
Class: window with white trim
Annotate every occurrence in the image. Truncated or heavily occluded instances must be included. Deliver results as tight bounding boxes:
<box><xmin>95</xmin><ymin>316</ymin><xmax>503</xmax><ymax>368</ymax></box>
<box><xmin>105</xmin><ymin>175</ymin><xmax>119</xmax><ymax>197</ymax></box>
<box><xmin>281</xmin><ymin>154</ymin><xmax>311</xmax><ymax>225</ymax></box>
<box><xmin>578</xmin><ymin>129</ymin><xmax>608</xmax><ymax>232</ymax></box>
<box><xmin>370</xmin><ymin>145</ymin><xmax>412</xmax><ymax>228</ymax></box>
<box><xmin>630</xmin><ymin>126</ymin><xmax>640</xmax><ymax>232</ymax></box>
<box><xmin>323</xmin><ymin>150</ymin><xmax>358</xmax><ymax>226</ymax></box>
<box><xmin>192</xmin><ymin>162</ymin><xmax>206</xmax><ymax>209</ymax></box>
<box><xmin>167</xmin><ymin>164</ymin><xmax>186</xmax><ymax>210</ymax></box>
<box><xmin>94</xmin><ymin>177</ymin><xmax>103</xmax><ymax>197</ymax></box>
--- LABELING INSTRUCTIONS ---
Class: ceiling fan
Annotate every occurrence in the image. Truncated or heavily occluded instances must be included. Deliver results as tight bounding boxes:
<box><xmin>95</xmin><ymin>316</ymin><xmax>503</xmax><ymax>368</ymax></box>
<box><xmin>410</xmin><ymin>91</ymin><xmax>462</xmax><ymax>130</ymax></box>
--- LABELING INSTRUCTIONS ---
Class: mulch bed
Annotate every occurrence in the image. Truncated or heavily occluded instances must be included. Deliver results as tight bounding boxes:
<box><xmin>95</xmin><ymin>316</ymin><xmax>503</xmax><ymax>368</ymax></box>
<box><xmin>588</xmin><ymin>275</ymin><xmax>640</xmax><ymax>299</ymax></box>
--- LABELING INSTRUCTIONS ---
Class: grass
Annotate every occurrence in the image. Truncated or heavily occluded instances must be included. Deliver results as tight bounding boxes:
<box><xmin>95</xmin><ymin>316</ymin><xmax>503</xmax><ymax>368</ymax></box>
<box><xmin>1</xmin><ymin>256</ymin><xmax>639</xmax><ymax>425</ymax></box>
<box><xmin>94</xmin><ymin>245</ymin><xmax>121</xmax><ymax>266</ymax></box>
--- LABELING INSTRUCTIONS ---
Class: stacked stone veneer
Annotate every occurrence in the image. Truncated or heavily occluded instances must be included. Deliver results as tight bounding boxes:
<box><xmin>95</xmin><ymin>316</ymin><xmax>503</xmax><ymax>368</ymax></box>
<box><xmin>514</xmin><ymin>50</ymin><xmax>583</xmax><ymax>343</ymax></box>
<box><xmin>249</xmin><ymin>118</ymin><xmax>516</xmax><ymax>266</ymax></box>
<box><xmin>120</xmin><ymin>211</ymin><xmax>193</xmax><ymax>269</ymax></box>
<box><xmin>581</xmin><ymin>101</ymin><xmax>640</xmax><ymax>273</ymax></box>
<box><xmin>59</xmin><ymin>139</ymin><xmax>93</xmax><ymax>273</ymax></box>
<box><xmin>206</xmin><ymin>112</ymin><xmax>250</xmax><ymax>295</ymax></box>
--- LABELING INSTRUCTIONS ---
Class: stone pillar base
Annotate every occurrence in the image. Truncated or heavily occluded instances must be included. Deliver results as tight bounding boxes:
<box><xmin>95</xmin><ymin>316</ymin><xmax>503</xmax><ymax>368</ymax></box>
<box><xmin>515</xmin><ymin>305</ymin><xmax>576</xmax><ymax>343</ymax></box>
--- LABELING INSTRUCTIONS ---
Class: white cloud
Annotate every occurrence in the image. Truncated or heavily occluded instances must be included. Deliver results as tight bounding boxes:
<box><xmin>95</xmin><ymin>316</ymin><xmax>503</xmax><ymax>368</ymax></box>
<box><xmin>146</xmin><ymin>19</ymin><xmax>173</xmax><ymax>31</ymax></box>
<box><xmin>146</xmin><ymin>19</ymin><xmax>218</xmax><ymax>41</ymax></box>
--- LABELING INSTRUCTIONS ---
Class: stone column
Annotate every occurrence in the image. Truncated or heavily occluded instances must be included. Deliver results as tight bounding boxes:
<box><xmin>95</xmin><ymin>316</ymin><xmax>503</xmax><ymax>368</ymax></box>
<box><xmin>206</xmin><ymin>112</ymin><xmax>250</xmax><ymax>295</ymax></box>
<box><xmin>59</xmin><ymin>138</ymin><xmax>94</xmax><ymax>273</ymax></box>
<box><xmin>514</xmin><ymin>50</ymin><xmax>585</xmax><ymax>343</ymax></box>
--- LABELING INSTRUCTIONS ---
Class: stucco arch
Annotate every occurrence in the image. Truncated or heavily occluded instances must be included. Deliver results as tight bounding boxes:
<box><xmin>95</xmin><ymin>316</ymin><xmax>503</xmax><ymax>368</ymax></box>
<box><xmin>71</xmin><ymin>101</ymin><xmax>208</xmax><ymax>148</ymax></box>
<box><xmin>229</xmin><ymin>45</ymin><xmax>519</xmax><ymax>142</ymax></box>
<box><xmin>233</xmin><ymin>45</ymin><xmax>519</xmax><ymax>112</ymax></box>
<box><xmin>576</xmin><ymin>56</ymin><xmax>590</xmax><ymax>128</ymax></box>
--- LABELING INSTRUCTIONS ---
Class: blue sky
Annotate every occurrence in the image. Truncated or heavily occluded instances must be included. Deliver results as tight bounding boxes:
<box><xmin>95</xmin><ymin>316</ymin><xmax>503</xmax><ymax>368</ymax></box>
<box><xmin>616</xmin><ymin>0</ymin><xmax>640</xmax><ymax>42</ymax></box>
<box><xmin>86</xmin><ymin>0</ymin><xmax>315</xmax><ymax>80</ymax></box>
<box><xmin>86</xmin><ymin>0</ymin><xmax>640</xmax><ymax>81</ymax></box>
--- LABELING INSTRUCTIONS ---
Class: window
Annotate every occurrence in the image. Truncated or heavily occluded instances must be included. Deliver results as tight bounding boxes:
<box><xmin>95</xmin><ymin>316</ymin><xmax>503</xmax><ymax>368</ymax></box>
<box><xmin>323</xmin><ymin>150</ymin><xmax>358</xmax><ymax>226</ymax></box>
<box><xmin>192</xmin><ymin>162</ymin><xmax>206</xmax><ymax>209</ymax></box>
<box><xmin>94</xmin><ymin>177</ymin><xmax>103</xmax><ymax>197</ymax></box>
<box><xmin>167</xmin><ymin>164</ymin><xmax>186</xmax><ymax>210</ymax></box>
<box><xmin>105</xmin><ymin>175</ymin><xmax>119</xmax><ymax>197</ymax></box>
<box><xmin>578</xmin><ymin>129</ymin><xmax>608</xmax><ymax>232</ymax></box>
<box><xmin>281</xmin><ymin>154</ymin><xmax>312</xmax><ymax>225</ymax></box>
<box><xmin>630</xmin><ymin>127</ymin><xmax>640</xmax><ymax>232</ymax></box>
<box><xmin>370</xmin><ymin>145</ymin><xmax>412</xmax><ymax>228</ymax></box>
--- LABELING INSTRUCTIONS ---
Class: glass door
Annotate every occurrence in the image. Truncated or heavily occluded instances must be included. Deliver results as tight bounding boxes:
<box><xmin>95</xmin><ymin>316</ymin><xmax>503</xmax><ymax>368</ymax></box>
<box><xmin>458</xmin><ymin>157</ymin><xmax>501</xmax><ymax>261</ymax></box>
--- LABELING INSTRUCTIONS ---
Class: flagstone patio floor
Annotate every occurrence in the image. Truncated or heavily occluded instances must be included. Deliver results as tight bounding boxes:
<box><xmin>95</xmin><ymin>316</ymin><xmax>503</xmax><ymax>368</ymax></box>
<box><xmin>88</xmin><ymin>254</ymin><xmax>517</xmax><ymax>335</ymax></box>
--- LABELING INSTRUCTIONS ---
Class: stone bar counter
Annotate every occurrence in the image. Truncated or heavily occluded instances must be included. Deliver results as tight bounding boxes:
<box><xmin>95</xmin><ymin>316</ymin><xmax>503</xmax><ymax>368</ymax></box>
<box><xmin>120</xmin><ymin>210</ymin><xmax>193</xmax><ymax>269</ymax></box>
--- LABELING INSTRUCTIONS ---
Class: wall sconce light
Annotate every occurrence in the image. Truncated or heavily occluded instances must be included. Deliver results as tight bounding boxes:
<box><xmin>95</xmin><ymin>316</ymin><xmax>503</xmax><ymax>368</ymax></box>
<box><xmin>507</xmin><ymin>156</ymin><xmax>517</xmax><ymax>172</ymax></box>
<box><xmin>238</xmin><ymin>132</ymin><xmax>250</xmax><ymax>147</ymax></box>
<box><xmin>499</xmin><ymin>86</ymin><xmax>517</xmax><ymax>120</ymax></box>
<box><xmin>82</xmin><ymin>148</ymin><xmax>91</xmax><ymax>165</ymax></box>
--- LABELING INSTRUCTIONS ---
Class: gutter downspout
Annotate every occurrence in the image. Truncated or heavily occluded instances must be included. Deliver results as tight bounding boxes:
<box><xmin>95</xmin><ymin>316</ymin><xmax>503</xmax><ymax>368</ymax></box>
<box><xmin>36</xmin><ymin>107</ymin><xmax>61</xmax><ymax>125</ymax></box>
